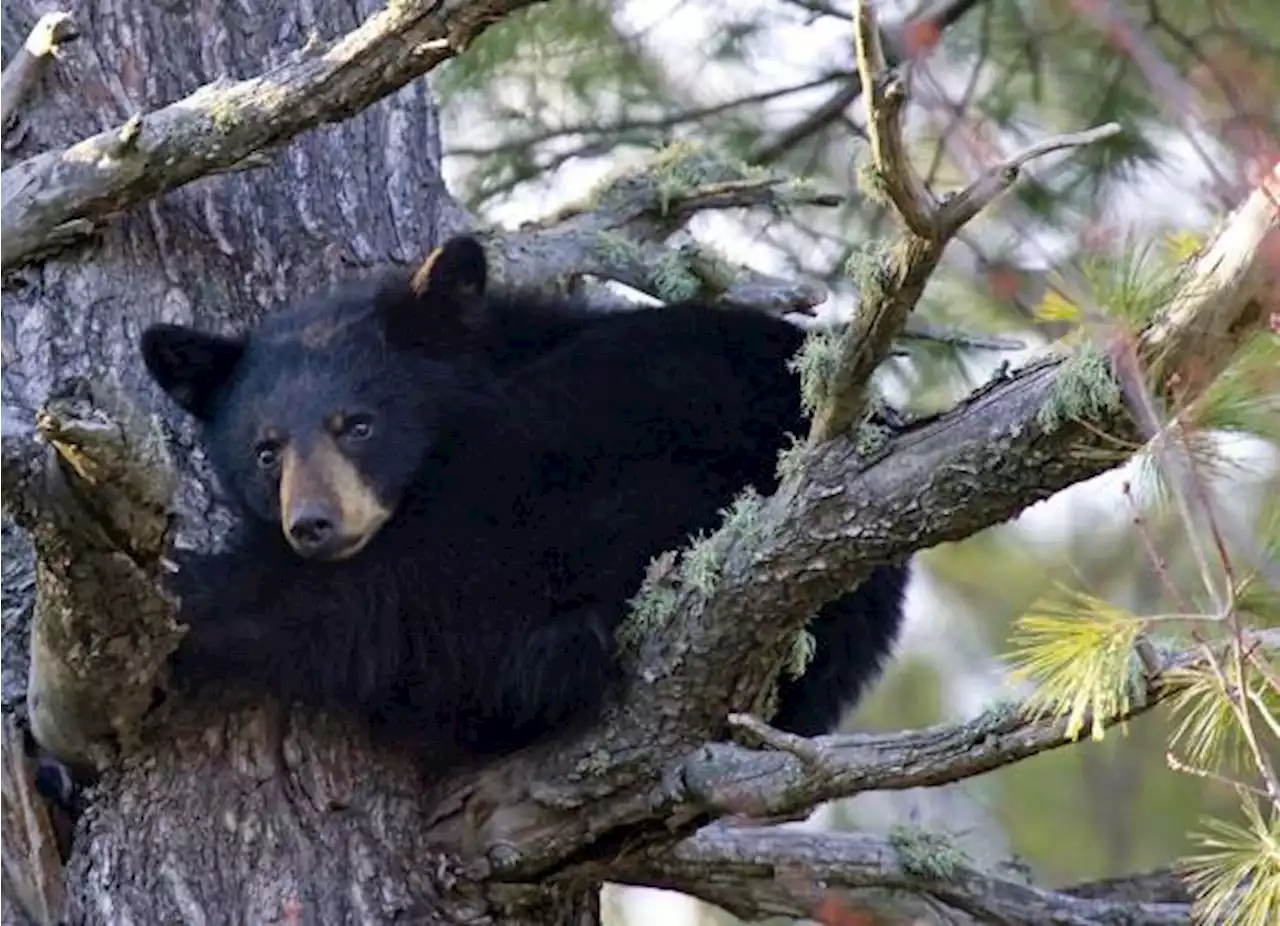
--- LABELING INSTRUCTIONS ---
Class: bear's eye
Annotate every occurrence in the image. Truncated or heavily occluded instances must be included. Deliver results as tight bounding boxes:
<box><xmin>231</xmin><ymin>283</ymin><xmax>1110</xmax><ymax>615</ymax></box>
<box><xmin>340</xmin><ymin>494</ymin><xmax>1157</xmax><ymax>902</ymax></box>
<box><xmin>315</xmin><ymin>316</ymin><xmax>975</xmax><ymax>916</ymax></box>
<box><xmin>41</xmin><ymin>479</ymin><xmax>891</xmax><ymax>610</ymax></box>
<box><xmin>254</xmin><ymin>440</ymin><xmax>282</xmax><ymax>470</ymax></box>
<box><xmin>338</xmin><ymin>414</ymin><xmax>374</xmax><ymax>442</ymax></box>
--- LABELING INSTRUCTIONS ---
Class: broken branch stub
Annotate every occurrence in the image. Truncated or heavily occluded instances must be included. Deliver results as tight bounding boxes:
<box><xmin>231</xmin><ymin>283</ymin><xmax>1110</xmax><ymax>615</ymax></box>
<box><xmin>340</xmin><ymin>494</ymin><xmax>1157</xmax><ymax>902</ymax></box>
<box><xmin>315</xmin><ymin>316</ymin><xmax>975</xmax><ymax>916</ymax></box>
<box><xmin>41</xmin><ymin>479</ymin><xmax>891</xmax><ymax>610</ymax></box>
<box><xmin>1</xmin><ymin>379</ymin><xmax>182</xmax><ymax>769</ymax></box>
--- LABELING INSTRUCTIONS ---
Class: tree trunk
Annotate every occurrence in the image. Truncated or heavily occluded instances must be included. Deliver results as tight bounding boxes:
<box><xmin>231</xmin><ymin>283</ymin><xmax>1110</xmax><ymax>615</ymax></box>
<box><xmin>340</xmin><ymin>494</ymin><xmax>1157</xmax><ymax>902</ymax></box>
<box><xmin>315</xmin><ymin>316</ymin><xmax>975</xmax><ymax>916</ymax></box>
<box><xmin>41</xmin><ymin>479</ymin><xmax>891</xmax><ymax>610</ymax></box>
<box><xmin>1</xmin><ymin>2</ymin><xmax>534</xmax><ymax>921</ymax></box>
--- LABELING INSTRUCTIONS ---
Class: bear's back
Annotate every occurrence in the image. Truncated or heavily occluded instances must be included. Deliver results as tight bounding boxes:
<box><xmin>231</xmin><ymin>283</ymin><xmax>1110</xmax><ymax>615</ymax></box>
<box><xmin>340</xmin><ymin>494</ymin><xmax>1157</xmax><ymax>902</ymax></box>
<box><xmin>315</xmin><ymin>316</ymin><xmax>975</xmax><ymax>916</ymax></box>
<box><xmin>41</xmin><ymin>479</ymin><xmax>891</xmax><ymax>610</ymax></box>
<box><xmin>396</xmin><ymin>303</ymin><xmax>809</xmax><ymax>626</ymax></box>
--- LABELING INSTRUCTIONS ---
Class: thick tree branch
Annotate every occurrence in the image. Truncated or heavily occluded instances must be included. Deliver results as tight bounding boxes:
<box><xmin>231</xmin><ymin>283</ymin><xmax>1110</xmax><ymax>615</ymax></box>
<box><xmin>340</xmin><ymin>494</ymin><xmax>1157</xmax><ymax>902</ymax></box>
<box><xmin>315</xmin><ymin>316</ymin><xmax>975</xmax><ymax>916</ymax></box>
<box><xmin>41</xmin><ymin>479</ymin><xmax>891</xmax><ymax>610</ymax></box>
<box><xmin>0</xmin><ymin>0</ymin><xmax>549</xmax><ymax>272</ymax></box>
<box><xmin>486</xmin><ymin>145</ymin><xmax>835</xmax><ymax>313</ymax></box>
<box><xmin>618</xmin><ymin>827</ymin><xmax>1189</xmax><ymax>926</ymax></box>
<box><xmin>0</xmin><ymin>11</ymin><xmax>78</xmax><ymax>132</ymax></box>
<box><xmin>1065</xmin><ymin>867</ymin><xmax>1193</xmax><ymax>905</ymax></box>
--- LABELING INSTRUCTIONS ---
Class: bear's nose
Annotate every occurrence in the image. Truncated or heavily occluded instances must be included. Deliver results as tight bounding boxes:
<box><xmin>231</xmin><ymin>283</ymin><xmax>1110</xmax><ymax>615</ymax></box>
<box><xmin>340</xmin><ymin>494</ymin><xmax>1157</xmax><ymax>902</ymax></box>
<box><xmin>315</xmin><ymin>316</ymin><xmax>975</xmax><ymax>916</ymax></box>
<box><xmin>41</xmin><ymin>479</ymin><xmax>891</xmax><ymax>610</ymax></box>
<box><xmin>287</xmin><ymin>503</ymin><xmax>338</xmax><ymax>556</ymax></box>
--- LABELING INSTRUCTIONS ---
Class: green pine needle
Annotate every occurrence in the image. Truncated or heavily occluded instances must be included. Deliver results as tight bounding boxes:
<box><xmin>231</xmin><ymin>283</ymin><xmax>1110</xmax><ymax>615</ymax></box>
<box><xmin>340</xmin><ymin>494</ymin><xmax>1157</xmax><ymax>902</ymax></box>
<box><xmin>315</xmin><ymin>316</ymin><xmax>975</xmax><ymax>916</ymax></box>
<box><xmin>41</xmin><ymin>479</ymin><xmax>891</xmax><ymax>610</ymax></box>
<box><xmin>1166</xmin><ymin>662</ymin><xmax>1261</xmax><ymax>775</ymax></box>
<box><xmin>1078</xmin><ymin>233</ymin><xmax>1182</xmax><ymax>327</ymax></box>
<box><xmin>1007</xmin><ymin>585</ymin><xmax>1146</xmax><ymax>741</ymax></box>
<box><xmin>1190</xmin><ymin>332</ymin><xmax>1280</xmax><ymax>445</ymax></box>
<box><xmin>1182</xmin><ymin>797</ymin><xmax>1280</xmax><ymax>926</ymax></box>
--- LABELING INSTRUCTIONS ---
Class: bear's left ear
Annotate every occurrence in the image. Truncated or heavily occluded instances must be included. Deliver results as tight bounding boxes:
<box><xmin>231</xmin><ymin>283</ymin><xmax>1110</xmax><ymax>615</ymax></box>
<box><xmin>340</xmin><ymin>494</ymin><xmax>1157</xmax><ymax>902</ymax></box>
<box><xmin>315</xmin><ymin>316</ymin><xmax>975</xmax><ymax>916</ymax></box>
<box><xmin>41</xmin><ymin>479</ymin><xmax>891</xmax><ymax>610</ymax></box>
<box><xmin>410</xmin><ymin>234</ymin><xmax>488</xmax><ymax>302</ymax></box>
<box><xmin>140</xmin><ymin>324</ymin><xmax>247</xmax><ymax>421</ymax></box>
<box><xmin>382</xmin><ymin>235</ymin><xmax>491</xmax><ymax>351</ymax></box>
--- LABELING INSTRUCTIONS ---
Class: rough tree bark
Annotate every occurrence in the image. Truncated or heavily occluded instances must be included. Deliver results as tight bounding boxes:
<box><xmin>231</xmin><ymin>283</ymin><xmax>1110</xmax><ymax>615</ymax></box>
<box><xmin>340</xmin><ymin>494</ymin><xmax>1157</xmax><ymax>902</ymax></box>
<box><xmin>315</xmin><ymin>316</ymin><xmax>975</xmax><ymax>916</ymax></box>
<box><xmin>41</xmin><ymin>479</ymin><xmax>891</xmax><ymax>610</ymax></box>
<box><xmin>2</xmin><ymin>2</ymin><xmax>1277</xmax><ymax>925</ymax></box>
<box><xmin>0</xmin><ymin>1</ymin><xmax>482</xmax><ymax>922</ymax></box>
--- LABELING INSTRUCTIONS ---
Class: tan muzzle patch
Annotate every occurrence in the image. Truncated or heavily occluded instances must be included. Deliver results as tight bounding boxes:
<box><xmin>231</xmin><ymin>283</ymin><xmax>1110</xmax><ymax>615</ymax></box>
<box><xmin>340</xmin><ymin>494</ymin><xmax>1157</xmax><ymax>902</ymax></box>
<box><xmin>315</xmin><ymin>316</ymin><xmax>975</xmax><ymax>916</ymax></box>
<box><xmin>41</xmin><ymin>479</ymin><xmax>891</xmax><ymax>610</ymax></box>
<box><xmin>279</xmin><ymin>440</ymin><xmax>391</xmax><ymax>560</ymax></box>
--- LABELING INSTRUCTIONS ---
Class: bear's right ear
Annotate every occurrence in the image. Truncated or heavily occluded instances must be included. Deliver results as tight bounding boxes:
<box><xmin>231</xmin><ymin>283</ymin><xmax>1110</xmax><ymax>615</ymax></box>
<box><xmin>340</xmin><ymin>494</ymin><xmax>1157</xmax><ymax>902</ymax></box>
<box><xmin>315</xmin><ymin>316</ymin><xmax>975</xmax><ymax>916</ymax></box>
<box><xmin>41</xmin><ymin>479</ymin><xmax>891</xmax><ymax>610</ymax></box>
<box><xmin>383</xmin><ymin>235</ymin><xmax>491</xmax><ymax>350</ymax></box>
<box><xmin>140</xmin><ymin>324</ymin><xmax>246</xmax><ymax>421</ymax></box>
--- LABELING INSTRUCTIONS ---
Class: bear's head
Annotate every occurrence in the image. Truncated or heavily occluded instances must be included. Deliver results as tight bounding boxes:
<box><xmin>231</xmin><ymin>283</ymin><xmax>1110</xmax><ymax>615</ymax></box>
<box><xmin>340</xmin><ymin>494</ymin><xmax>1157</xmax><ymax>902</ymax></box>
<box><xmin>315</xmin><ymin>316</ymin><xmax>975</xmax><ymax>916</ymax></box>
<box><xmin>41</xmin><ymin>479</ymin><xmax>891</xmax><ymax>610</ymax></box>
<box><xmin>141</xmin><ymin>236</ymin><xmax>495</xmax><ymax>561</ymax></box>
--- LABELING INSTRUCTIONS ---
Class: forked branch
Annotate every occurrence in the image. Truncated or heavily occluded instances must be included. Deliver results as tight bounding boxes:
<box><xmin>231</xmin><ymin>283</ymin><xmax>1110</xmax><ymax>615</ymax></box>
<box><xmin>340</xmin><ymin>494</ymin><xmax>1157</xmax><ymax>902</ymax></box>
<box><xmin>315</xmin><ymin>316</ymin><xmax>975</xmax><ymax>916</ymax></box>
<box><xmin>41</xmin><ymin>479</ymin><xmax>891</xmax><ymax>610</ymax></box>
<box><xmin>807</xmin><ymin>1</ymin><xmax>1121</xmax><ymax>443</ymax></box>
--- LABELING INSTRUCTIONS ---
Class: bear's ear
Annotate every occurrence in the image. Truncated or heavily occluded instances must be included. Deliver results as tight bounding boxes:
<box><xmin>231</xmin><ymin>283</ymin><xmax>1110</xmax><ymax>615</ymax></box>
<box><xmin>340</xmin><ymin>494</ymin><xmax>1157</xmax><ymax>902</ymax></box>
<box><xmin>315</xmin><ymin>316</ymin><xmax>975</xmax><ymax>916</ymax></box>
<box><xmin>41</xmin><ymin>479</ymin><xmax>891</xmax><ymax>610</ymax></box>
<box><xmin>383</xmin><ymin>235</ymin><xmax>491</xmax><ymax>350</ymax></box>
<box><xmin>140</xmin><ymin>324</ymin><xmax>246</xmax><ymax>421</ymax></box>
<box><xmin>410</xmin><ymin>235</ymin><xmax>489</xmax><ymax>302</ymax></box>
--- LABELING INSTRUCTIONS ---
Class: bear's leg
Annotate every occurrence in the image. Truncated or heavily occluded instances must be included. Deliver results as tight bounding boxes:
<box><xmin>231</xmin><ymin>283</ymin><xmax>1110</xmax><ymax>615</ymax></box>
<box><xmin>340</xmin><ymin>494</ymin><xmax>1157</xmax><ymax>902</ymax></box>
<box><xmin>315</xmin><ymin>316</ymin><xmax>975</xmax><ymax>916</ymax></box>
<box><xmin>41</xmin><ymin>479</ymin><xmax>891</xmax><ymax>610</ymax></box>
<box><xmin>769</xmin><ymin>562</ymin><xmax>911</xmax><ymax>736</ymax></box>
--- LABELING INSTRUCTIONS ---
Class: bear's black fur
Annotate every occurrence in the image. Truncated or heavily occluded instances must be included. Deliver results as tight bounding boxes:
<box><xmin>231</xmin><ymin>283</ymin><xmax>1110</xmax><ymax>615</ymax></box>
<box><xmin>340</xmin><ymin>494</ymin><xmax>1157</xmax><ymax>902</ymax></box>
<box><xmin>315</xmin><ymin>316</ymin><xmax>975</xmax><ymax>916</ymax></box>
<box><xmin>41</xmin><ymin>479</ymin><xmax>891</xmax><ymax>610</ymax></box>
<box><xmin>140</xmin><ymin>235</ymin><xmax>909</xmax><ymax>756</ymax></box>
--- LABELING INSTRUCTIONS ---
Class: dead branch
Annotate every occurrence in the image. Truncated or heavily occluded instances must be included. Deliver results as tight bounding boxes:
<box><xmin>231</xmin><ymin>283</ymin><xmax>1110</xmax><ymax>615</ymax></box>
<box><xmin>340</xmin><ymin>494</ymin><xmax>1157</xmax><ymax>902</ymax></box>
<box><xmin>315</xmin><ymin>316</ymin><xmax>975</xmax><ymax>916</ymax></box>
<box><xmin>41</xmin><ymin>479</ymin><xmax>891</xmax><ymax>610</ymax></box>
<box><xmin>669</xmin><ymin>630</ymin><xmax>1280</xmax><ymax>822</ymax></box>
<box><xmin>0</xmin><ymin>11</ymin><xmax>78</xmax><ymax>131</ymax></box>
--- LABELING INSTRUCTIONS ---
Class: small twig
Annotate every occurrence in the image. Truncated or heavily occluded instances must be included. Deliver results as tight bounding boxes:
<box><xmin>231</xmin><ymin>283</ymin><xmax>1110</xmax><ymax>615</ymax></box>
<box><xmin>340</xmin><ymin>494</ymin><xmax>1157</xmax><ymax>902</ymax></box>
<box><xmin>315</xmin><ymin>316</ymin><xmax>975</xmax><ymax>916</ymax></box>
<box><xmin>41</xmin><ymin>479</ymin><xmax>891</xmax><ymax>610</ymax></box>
<box><xmin>0</xmin><ymin>11</ymin><xmax>79</xmax><ymax>130</ymax></box>
<box><xmin>898</xmin><ymin>319</ymin><xmax>1026</xmax><ymax>351</ymax></box>
<box><xmin>726</xmin><ymin>713</ymin><xmax>825</xmax><ymax>766</ymax></box>
<box><xmin>1164</xmin><ymin>751</ymin><xmax>1272</xmax><ymax>801</ymax></box>
<box><xmin>938</xmin><ymin>122</ymin><xmax>1123</xmax><ymax>231</ymax></box>
<box><xmin>664</xmin><ymin>178</ymin><xmax>844</xmax><ymax>216</ymax></box>
<box><xmin>1123</xmin><ymin>480</ymin><xmax>1191</xmax><ymax>613</ymax></box>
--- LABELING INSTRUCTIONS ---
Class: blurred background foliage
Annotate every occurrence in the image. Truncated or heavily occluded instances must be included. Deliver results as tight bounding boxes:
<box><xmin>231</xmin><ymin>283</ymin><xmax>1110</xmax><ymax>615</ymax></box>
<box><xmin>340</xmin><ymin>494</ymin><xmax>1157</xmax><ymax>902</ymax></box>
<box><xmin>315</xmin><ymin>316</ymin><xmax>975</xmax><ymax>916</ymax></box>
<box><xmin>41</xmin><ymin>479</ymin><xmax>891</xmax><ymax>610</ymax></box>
<box><xmin>433</xmin><ymin>0</ymin><xmax>1279</xmax><ymax>922</ymax></box>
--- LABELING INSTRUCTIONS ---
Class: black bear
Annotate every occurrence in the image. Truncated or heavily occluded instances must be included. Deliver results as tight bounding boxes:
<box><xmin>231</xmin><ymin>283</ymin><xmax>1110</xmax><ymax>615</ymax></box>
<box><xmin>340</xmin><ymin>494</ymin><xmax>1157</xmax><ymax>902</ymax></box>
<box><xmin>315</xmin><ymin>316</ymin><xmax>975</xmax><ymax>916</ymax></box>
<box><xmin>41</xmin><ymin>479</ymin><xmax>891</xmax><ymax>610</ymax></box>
<box><xmin>139</xmin><ymin>235</ymin><xmax>910</xmax><ymax>757</ymax></box>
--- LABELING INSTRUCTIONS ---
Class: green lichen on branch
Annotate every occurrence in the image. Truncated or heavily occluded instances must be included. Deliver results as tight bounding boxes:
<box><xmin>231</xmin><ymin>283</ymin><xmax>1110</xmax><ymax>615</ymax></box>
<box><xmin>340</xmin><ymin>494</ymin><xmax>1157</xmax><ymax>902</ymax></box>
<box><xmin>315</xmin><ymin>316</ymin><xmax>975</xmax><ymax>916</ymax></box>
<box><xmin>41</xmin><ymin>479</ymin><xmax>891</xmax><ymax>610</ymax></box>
<box><xmin>681</xmin><ymin>243</ymin><xmax>739</xmax><ymax>295</ymax></box>
<box><xmin>844</xmin><ymin>239</ymin><xmax>893</xmax><ymax>309</ymax></box>
<box><xmin>1036</xmin><ymin>342</ymin><xmax>1124</xmax><ymax>433</ymax></box>
<box><xmin>774</xmin><ymin>432</ymin><xmax>807</xmax><ymax>483</ymax></box>
<box><xmin>889</xmin><ymin>825</ymin><xmax>970</xmax><ymax>881</ymax></box>
<box><xmin>592</xmin><ymin>231</ymin><xmax>701</xmax><ymax>302</ymax></box>
<box><xmin>588</xmin><ymin>140</ymin><xmax>769</xmax><ymax>217</ymax></box>
<box><xmin>785</xmin><ymin>628</ymin><xmax>817</xmax><ymax>679</ymax></box>
<box><xmin>617</xmin><ymin>487</ymin><xmax>766</xmax><ymax>649</ymax></box>
<box><xmin>593</xmin><ymin>230</ymin><xmax>645</xmax><ymax>273</ymax></box>
<box><xmin>854</xmin><ymin>152</ymin><xmax>892</xmax><ymax>208</ymax></box>
<box><xmin>790</xmin><ymin>328</ymin><xmax>843</xmax><ymax>418</ymax></box>
<box><xmin>651</xmin><ymin>249</ymin><xmax>701</xmax><ymax>302</ymax></box>
<box><xmin>853</xmin><ymin>410</ymin><xmax>892</xmax><ymax>459</ymax></box>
